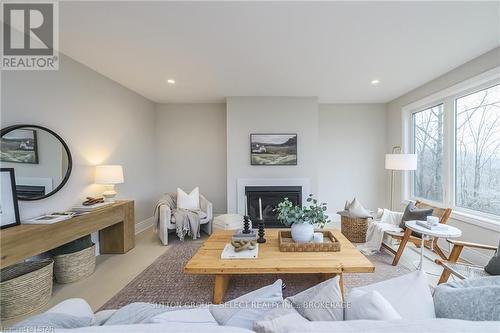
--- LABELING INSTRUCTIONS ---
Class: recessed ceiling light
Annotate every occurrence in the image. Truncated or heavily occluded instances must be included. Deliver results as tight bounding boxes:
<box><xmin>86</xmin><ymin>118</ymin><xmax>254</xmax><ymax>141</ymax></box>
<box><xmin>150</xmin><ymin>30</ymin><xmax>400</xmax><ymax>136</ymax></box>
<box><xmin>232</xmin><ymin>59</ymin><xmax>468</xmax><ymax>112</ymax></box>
<box><xmin>167</xmin><ymin>79</ymin><xmax>176</xmax><ymax>85</ymax></box>
<box><xmin>371</xmin><ymin>79</ymin><xmax>380</xmax><ymax>85</ymax></box>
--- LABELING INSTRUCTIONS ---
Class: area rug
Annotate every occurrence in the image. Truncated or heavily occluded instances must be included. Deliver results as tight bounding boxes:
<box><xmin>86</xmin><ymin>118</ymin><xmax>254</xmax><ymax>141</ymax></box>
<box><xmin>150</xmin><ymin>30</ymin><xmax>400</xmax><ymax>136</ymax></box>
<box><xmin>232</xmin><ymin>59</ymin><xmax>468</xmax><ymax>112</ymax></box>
<box><xmin>100</xmin><ymin>240</ymin><xmax>411</xmax><ymax>310</ymax></box>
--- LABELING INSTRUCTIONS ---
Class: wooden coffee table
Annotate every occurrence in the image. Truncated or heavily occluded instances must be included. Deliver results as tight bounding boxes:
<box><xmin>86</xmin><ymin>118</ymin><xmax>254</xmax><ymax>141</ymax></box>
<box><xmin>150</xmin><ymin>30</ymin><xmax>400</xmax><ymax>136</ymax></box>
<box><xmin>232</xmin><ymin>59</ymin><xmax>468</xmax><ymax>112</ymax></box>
<box><xmin>184</xmin><ymin>229</ymin><xmax>374</xmax><ymax>304</ymax></box>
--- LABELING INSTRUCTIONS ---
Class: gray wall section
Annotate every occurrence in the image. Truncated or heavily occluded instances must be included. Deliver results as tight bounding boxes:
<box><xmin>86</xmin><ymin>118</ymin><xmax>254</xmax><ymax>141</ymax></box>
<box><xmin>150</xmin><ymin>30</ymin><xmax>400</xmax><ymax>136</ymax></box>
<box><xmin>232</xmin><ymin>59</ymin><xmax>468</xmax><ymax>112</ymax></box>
<box><xmin>226</xmin><ymin>97</ymin><xmax>319</xmax><ymax>213</ymax></box>
<box><xmin>1</xmin><ymin>53</ymin><xmax>158</xmax><ymax>223</ymax></box>
<box><xmin>319</xmin><ymin>103</ymin><xmax>388</xmax><ymax>215</ymax></box>
<box><xmin>155</xmin><ymin>103</ymin><xmax>227</xmax><ymax>213</ymax></box>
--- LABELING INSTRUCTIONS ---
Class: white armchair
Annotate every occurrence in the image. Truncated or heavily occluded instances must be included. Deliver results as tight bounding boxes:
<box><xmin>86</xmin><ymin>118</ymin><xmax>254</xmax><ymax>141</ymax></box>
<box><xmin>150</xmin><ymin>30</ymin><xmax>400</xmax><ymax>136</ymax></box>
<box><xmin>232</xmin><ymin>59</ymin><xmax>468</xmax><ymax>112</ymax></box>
<box><xmin>158</xmin><ymin>194</ymin><xmax>213</xmax><ymax>245</ymax></box>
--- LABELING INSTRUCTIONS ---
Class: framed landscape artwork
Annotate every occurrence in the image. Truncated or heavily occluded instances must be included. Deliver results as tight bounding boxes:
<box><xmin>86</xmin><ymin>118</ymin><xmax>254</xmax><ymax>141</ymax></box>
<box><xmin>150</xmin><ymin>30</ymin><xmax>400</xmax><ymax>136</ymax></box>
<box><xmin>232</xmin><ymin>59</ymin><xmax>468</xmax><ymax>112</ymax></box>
<box><xmin>0</xmin><ymin>129</ymin><xmax>39</xmax><ymax>164</ymax></box>
<box><xmin>250</xmin><ymin>133</ymin><xmax>297</xmax><ymax>165</ymax></box>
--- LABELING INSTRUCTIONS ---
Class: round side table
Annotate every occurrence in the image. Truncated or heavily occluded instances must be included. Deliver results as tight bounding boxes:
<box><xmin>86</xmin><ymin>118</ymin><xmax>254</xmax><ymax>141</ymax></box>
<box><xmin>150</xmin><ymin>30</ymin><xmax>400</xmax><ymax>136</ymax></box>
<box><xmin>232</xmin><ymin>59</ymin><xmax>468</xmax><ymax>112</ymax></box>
<box><xmin>405</xmin><ymin>220</ymin><xmax>462</xmax><ymax>271</ymax></box>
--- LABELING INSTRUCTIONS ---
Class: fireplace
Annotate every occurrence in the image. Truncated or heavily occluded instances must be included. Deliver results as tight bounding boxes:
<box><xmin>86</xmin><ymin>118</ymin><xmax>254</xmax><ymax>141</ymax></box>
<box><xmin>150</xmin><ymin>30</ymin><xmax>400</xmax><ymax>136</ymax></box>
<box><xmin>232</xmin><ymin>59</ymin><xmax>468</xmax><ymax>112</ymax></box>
<box><xmin>245</xmin><ymin>186</ymin><xmax>302</xmax><ymax>227</ymax></box>
<box><xmin>16</xmin><ymin>185</ymin><xmax>45</xmax><ymax>199</ymax></box>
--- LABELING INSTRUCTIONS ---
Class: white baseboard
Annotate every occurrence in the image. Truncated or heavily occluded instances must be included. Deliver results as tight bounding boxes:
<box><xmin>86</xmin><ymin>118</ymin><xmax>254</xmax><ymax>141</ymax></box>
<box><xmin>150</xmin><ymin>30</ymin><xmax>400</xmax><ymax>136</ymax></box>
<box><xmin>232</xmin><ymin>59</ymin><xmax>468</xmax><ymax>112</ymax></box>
<box><xmin>135</xmin><ymin>216</ymin><xmax>154</xmax><ymax>234</ymax></box>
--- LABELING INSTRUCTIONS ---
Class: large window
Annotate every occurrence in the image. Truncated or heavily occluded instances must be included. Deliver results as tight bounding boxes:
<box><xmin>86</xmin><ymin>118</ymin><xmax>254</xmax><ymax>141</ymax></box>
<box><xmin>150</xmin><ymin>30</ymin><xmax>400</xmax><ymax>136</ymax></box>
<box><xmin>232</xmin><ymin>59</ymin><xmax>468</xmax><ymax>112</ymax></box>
<box><xmin>412</xmin><ymin>104</ymin><xmax>444</xmax><ymax>202</ymax></box>
<box><xmin>455</xmin><ymin>84</ymin><xmax>500</xmax><ymax>216</ymax></box>
<box><xmin>406</xmin><ymin>73</ymin><xmax>500</xmax><ymax>220</ymax></box>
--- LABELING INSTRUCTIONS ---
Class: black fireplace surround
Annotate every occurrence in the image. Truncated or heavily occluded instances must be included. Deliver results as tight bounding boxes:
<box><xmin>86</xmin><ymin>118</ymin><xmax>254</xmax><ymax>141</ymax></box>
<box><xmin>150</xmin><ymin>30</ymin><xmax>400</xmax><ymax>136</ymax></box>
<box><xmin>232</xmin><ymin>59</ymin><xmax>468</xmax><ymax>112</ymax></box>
<box><xmin>245</xmin><ymin>186</ymin><xmax>302</xmax><ymax>227</ymax></box>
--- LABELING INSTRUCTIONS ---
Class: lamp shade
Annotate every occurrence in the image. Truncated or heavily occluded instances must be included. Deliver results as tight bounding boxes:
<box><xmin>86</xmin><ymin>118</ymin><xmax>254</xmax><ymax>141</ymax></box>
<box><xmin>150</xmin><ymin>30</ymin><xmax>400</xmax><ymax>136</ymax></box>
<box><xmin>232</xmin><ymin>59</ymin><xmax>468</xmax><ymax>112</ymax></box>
<box><xmin>95</xmin><ymin>165</ymin><xmax>124</xmax><ymax>184</ymax></box>
<box><xmin>385</xmin><ymin>154</ymin><xmax>417</xmax><ymax>171</ymax></box>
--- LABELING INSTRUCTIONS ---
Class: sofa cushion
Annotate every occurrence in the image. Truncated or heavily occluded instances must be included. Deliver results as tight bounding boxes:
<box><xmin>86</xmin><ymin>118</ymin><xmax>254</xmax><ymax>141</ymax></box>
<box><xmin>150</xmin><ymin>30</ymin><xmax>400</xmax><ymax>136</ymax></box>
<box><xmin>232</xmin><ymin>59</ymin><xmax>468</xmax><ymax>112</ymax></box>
<box><xmin>254</xmin><ymin>312</ymin><xmax>308</xmax><ymax>333</ymax></box>
<box><xmin>104</xmin><ymin>302</ymin><xmax>169</xmax><ymax>325</ymax></box>
<box><xmin>94</xmin><ymin>310</ymin><xmax>117</xmax><ymax>326</ymax></box>
<box><xmin>150</xmin><ymin>306</ymin><xmax>218</xmax><ymax>326</ymax></box>
<box><xmin>345</xmin><ymin>290</ymin><xmax>402</xmax><ymax>320</ymax></box>
<box><xmin>11</xmin><ymin>313</ymin><xmax>94</xmax><ymax>330</ymax></box>
<box><xmin>260</xmin><ymin>299</ymin><xmax>301</xmax><ymax>321</ymax></box>
<box><xmin>177</xmin><ymin>187</ymin><xmax>200</xmax><ymax>210</ymax></box>
<box><xmin>251</xmin><ymin>318</ymin><xmax>500</xmax><ymax>333</ymax></box>
<box><xmin>433</xmin><ymin>276</ymin><xmax>500</xmax><ymax>321</ymax></box>
<box><xmin>12</xmin><ymin>298</ymin><xmax>96</xmax><ymax>329</ymax></box>
<box><xmin>287</xmin><ymin>276</ymin><xmax>343</xmax><ymax>321</ymax></box>
<box><xmin>351</xmin><ymin>270</ymin><xmax>435</xmax><ymax>319</ymax></box>
<box><xmin>209</xmin><ymin>279</ymin><xmax>283</xmax><ymax>330</ymax></box>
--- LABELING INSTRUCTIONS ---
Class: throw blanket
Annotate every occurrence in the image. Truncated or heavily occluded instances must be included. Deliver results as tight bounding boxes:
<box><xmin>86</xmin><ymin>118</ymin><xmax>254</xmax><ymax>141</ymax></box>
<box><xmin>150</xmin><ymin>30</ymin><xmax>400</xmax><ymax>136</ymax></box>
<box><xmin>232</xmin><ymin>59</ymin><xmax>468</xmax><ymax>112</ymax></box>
<box><xmin>153</xmin><ymin>193</ymin><xmax>201</xmax><ymax>241</ymax></box>
<box><xmin>357</xmin><ymin>209</ymin><xmax>403</xmax><ymax>255</ymax></box>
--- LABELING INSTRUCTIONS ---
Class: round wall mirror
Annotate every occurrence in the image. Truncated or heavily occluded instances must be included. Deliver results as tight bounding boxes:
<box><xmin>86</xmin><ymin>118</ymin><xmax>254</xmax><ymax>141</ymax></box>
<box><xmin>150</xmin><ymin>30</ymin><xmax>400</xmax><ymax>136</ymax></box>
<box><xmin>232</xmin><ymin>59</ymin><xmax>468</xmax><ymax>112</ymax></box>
<box><xmin>0</xmin><ymin>125</ymin><xmax>72</xmax><ymax>201</ymax></box>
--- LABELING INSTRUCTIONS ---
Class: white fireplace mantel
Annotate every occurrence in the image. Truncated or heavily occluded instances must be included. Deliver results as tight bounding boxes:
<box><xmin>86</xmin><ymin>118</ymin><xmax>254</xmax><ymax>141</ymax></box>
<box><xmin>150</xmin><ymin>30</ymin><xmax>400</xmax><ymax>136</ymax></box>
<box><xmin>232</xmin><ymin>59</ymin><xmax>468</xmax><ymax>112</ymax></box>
<box><xmin>236</xmin><ymin>178</ymin><xmax>311</xmax><ymax>215</ymax></box>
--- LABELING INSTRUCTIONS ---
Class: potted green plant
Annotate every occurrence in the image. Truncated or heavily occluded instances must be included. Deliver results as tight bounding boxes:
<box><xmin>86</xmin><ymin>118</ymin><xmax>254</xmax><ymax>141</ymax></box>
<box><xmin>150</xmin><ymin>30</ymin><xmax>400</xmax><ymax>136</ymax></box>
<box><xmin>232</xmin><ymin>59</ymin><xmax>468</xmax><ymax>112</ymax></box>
<box><xmin>276</xmin><ymin>194</ymin><xmax>330</xmax><ymax>243</ymax></box>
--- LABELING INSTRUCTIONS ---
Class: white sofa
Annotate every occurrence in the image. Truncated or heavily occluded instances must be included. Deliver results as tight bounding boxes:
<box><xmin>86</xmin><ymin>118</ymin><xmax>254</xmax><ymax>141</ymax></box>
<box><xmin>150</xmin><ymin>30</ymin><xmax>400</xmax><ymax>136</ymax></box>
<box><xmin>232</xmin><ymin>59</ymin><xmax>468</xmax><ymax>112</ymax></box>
<box><xmin>157</xmin><ymin>194</ymin><xmax>213</xmax><ymax>245</ymax></box>
<box><xmin>12</xmin><ymin>273</ymin><xmax>499</xmax><ymax>332</ymax></box>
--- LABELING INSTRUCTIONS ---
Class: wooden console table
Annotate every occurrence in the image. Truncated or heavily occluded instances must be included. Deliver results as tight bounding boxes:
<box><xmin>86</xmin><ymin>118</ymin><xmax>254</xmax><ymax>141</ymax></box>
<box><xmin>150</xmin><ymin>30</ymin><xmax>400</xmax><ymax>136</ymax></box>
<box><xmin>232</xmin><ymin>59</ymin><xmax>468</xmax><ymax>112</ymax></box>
<box><xmin>0</xmin><ymin>200</ymin><xmax>135</xmax><ymax>269</ymax></box>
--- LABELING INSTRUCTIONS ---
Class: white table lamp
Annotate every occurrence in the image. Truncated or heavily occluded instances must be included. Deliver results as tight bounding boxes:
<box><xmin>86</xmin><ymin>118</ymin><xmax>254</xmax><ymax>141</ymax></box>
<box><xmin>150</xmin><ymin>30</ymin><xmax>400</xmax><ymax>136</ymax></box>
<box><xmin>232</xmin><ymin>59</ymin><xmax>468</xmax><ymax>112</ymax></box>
<box><xmin>95</xmin><ymin>165</ymin><xmax>124</xmax><ymax>202</ymax></box>
<box><xmin>385</xmin><ymin>146</ymin><xmax>417</xmax><ymax>210</ymax></box>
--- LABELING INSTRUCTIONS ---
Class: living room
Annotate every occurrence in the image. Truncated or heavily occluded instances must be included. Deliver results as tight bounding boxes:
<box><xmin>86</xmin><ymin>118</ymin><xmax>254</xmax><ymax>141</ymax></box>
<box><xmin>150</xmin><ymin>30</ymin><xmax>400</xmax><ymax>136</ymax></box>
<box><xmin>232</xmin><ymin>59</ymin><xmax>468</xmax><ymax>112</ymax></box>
<box><xmin>0</xmin><ymin>1</ymin><xmax>499</xmax><ymax>332</ymax></box>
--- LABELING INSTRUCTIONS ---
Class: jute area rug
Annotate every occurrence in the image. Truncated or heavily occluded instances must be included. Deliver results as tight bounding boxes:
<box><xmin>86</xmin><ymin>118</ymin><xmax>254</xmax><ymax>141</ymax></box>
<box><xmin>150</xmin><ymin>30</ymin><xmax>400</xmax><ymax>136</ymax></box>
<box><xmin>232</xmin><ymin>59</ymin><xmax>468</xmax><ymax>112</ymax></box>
<box><xmin>100</xmin><ymin>240</ymin><xmax>411</xmax><ymax>310</ymax></box>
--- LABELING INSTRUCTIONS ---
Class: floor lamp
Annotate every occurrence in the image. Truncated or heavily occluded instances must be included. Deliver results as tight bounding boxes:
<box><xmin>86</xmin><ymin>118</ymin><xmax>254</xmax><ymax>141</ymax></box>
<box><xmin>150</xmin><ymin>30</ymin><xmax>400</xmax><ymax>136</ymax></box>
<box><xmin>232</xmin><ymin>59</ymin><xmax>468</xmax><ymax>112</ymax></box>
<box><xmin>385</xmin><ymin>146</ymin><xmax>417</xmax><ymax>210</ymax></box>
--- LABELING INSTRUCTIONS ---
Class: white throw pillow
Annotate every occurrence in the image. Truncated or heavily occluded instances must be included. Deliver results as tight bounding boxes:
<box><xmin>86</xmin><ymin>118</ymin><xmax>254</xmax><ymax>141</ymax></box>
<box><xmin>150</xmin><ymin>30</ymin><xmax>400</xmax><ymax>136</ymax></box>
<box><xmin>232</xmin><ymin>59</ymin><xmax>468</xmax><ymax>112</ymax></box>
<box><xmin>150</xmin><ymin>306</ymin><xmax>218</xmax><ymax>326</ymax></box>
<box><xmin>209</xmin><ymin>279</ymin><xmax>283</xmax><ymax>330</ymax></box>
<box><xmin>177</xmin><ymin>187</ymin><xmax>200</xmax><ymax>210</ymax></box>
<box><xmin>287</xmin><ymin>276</ymin><xmax>344</xmax><ymax>321</ymax></box>
<box><xmin>345</xmin><ymin>290</ymin><xmax>402</xmax><ymax>320</ymax></box>
<box><xmin>350</xmin><ymin>270</ymin><xmax>435</xmax><ymax>319</ymax></box>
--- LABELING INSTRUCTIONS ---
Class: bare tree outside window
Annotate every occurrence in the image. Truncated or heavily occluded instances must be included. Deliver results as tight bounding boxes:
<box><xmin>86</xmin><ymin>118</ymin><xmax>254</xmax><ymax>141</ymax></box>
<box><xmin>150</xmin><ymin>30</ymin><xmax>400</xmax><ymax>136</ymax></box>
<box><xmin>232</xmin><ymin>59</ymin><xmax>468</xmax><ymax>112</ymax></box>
<box><xmin>456</xmin><ymin>84</ymin><xmax>500</xmax><ymax>216</ymax></box>
<box><xmin>412</xmin><ymin>104</ymin><xmax>444</xmax><ymax>202</ymax></box>
<box><xmin>412</xmin><ymin>104</ymin><xmax>443</xmax><ymax>201</ymax></box>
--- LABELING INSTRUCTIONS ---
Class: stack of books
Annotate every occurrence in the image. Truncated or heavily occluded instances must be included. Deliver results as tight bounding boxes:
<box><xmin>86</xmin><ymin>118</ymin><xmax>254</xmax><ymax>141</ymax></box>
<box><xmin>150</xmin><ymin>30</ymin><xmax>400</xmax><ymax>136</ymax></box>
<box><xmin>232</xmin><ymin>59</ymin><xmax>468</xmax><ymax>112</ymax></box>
<box><xmin>232</xmin><ymin>228</ymin><xmax>257</xmax><ymax>241</ymax></box>
<box><xmin>416</xmin><ymin>221</ymin><xmax>446</xmax><ymax>230</ymax></box>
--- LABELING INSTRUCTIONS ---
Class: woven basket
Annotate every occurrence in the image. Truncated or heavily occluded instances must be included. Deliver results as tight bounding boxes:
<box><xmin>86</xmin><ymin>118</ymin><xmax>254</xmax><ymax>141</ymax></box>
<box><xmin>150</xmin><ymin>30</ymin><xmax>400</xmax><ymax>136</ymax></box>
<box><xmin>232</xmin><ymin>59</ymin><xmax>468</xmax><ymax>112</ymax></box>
<box><xmin>341</xmin><ymin>216</ymin><xmax>368</xmax><ymax>243</ymax></box>
<box><xmin>0</xmin><ymin>258</ymin><xmax>54</xmax><ymax>320</ymax></box>
<box><xmin>278</xmin><ymin>230</ymin><xmax>341</xmax><ymax>252</ymax></box>
<box><xmin>53</xmin><ymin>244</ymin><xmax>96</xmax><ymax>284</ymax></box>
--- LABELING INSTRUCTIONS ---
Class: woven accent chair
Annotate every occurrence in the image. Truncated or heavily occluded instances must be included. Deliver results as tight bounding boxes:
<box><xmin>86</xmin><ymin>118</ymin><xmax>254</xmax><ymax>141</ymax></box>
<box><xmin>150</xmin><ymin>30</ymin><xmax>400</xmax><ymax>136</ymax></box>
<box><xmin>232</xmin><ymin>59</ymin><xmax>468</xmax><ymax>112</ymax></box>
<box><xmin>435</xmin><ymin>239</ymin><xmax>498</xmax><ymax>284</ymax></box>
<box><xmin>381</xmin><ymin>200</ymin><xmax>452</xmax><ymax>266</ymax></box>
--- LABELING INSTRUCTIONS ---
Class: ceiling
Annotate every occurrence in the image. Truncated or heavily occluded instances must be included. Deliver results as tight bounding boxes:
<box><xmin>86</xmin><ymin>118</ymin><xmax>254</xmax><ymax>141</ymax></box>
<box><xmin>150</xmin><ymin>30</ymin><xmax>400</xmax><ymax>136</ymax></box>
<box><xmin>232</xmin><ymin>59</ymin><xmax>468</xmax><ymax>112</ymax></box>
<box><xmin>59</xmin><ymin>1</ymin><xmax>500</xmax><ymax>103</ymax></box>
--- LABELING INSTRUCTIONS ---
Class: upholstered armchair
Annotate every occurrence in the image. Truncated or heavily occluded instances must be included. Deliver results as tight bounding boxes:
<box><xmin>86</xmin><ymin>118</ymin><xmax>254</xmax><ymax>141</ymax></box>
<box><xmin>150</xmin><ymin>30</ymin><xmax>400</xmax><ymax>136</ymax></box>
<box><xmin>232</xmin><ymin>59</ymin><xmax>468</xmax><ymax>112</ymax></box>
<box><xmin>157</xmin><ymin>193</ymin><xmax>213</xmax><ymax>245</ymax></box>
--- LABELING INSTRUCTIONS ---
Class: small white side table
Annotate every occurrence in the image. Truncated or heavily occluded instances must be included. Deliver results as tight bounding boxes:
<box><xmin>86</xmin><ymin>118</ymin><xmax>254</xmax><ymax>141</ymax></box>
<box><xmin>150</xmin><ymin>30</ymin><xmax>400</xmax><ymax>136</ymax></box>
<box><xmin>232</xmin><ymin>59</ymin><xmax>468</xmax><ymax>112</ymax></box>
<box><xmin>405</xmin><ymin>220</ymin><xmax>462</xmax><ymax>271</ymax></box>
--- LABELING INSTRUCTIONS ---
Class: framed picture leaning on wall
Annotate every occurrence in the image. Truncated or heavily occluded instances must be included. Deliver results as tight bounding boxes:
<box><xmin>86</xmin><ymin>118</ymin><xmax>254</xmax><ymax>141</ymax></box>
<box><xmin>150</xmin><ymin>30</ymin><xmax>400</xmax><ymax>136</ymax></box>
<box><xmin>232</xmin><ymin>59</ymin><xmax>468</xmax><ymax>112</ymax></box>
<box><xmin>0</xmin><ymin>168</ymin><xmax>21</xmax><ymax>229</ymax></box>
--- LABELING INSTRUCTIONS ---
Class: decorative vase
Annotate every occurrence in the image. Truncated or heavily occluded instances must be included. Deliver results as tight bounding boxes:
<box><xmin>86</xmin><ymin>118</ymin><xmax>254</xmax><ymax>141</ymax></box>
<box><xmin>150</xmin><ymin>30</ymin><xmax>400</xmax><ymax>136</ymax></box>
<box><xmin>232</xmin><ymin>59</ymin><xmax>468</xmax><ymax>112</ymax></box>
<box><xmin>291</xmin><ymin>222</ymin><xmax>314</xmax><ymax>243</ymax></box>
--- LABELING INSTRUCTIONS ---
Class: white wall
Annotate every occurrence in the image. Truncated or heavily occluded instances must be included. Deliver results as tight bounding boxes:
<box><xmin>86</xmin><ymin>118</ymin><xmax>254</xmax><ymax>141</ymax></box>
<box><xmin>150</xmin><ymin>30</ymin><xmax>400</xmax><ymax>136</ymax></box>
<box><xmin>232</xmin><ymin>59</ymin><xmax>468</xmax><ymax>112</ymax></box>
<box><xmin>319</xmin><ymin>104</ymin><xmax>388</xmax><ymax>218</ymax></box>
<box><xmin>155</xmin><ymin>103</ymin><xmax>227</xmax><ymax>213</ymax></box>
<box><xmin>386</xmin><ymin>47</ymin><xmax>500</xmax><ymax>265</ymax></box>
<box><xmin>226</xmin><ymin>97</ymin><xmax>319</xmax><ymax>213</ymax></box>
<box><xmin>1</xmin><ymin>54</ymin><xmax>158</xmax><ymax>223</ymax></box>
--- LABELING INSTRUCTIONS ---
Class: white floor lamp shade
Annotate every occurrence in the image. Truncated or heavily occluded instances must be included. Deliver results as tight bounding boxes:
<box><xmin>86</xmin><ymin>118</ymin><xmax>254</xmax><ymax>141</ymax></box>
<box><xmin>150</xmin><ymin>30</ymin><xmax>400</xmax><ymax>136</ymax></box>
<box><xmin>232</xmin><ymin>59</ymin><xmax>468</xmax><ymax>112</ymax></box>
<box><xmin>385</xmin><ymin>152</ymin><xmax>417</xmax><ymax>210</ymax></box>
<box><xmin>385</xmin><ymin>154</ymin><xmax>417</xmax><ymax>171</ymax></box>
<box><xmin>95</xmin><ymin>165</ymin><xmax>124</xmax><ymax>202</ymax></box>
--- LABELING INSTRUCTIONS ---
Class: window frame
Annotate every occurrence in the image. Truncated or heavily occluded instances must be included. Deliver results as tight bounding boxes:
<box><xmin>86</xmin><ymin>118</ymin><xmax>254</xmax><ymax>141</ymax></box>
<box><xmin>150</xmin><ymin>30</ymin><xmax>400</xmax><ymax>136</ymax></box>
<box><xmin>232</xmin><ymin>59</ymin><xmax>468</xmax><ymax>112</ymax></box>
<box><xmin>401</xmin><ymin>66</ymin><xmax>500</xmax><ymax>229</ymax></box>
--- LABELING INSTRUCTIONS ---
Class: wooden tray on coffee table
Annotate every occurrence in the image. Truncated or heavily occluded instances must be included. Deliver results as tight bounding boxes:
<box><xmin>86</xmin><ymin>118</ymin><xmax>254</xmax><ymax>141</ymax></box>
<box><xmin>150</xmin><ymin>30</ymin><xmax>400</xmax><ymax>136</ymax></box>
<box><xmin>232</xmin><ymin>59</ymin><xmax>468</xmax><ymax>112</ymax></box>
<box><xmin>278</xmin><ymin>230</ymin><xmax>341</xmax><ymax>252</ymax></box>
